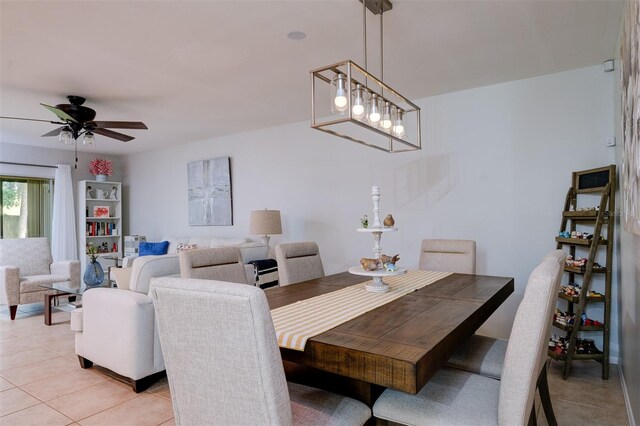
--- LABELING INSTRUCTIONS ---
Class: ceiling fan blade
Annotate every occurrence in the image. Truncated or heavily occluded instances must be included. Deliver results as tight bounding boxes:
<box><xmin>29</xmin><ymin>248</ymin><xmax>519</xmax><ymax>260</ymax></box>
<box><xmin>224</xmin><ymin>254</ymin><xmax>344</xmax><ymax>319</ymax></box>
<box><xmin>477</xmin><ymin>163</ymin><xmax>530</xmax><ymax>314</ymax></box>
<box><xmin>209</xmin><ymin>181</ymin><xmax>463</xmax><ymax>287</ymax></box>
<box><xmin>40</xmin><ymin>103</ymin><xmax>78</xmax><ymax>123</ymax></box>
<box><xmin>88</xmin><ymin>121</ymin><xmax>148</xmax><ymax>130</ymax></box>
<box><xmin>0</xmin><ymin>116</ymin><xmax>65</xmax><ymax>124</ymax></box>
<box><xmin>42</xmin><ymin>126</ymin><xmax>65</xmax><ymax>137</ymax></box>
<box><xmin>92</xmin><ymin>128</ymin><xmax>134</xmax><ymax>142</ymax></box>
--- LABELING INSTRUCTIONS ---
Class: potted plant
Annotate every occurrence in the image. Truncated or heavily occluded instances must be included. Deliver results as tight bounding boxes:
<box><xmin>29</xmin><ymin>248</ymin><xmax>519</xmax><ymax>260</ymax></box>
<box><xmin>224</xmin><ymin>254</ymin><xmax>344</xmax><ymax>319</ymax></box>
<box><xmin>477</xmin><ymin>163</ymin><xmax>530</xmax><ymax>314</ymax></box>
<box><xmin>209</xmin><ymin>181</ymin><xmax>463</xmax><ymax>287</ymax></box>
<box><xmin>89</xmin><ymin>158</ymin><xmax>113</xmax><ymax>182</ymax></box>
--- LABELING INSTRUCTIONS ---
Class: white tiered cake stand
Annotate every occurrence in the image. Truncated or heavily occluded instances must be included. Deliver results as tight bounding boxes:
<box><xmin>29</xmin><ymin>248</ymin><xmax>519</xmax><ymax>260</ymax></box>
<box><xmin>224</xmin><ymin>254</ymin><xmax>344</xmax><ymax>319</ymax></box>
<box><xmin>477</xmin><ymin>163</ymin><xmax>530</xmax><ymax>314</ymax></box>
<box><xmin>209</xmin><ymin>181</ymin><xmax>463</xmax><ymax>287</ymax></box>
<box><xmin>349</xmin><ymin>186</ymin><xmax>406</xmax><ymax>293</ymax></box>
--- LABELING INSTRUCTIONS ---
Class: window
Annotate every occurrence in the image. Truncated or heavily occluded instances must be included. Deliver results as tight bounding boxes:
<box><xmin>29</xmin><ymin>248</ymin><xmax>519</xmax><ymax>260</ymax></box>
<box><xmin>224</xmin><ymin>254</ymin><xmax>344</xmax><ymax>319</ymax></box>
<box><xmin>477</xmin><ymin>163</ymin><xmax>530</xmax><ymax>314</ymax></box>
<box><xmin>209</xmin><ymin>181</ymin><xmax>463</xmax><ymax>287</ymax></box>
<box><xmin>1</xmin><ymin>176</ymin><xmax>53</xmax><ymax>239</ymax></box>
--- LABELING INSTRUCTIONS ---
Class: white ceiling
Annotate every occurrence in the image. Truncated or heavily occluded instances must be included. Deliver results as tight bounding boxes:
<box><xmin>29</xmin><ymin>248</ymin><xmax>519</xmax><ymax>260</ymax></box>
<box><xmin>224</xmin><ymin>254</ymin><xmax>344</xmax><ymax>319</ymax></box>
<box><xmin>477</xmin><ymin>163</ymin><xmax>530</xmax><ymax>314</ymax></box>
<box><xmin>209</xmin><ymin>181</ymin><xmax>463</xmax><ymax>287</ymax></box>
<box><xmin>0</xmin><ymin>0</ymin><xmax>623</xmax><ymax>156</ymax></box>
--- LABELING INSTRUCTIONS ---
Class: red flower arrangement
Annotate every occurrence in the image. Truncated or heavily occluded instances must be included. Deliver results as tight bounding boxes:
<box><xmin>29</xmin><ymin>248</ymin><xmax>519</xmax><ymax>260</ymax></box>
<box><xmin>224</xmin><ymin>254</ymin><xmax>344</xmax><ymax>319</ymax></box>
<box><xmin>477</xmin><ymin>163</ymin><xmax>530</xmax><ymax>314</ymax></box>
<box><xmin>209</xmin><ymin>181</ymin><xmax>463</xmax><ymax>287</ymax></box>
<box><xmin>89</xmin><ymin>159</ymin><xmax>113</xmax><ymax>176</ymax></box>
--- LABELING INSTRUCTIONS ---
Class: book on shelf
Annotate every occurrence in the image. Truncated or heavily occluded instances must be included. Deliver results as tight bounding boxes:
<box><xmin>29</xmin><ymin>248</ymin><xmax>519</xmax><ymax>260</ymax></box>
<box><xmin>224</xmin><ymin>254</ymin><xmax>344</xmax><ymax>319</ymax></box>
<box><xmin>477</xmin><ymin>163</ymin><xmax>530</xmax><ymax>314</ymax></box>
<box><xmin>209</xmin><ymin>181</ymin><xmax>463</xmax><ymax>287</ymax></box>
<box><xmin>86</xmin><ymin>221</ymin><xmax>118</xmax><ymax>237</ymax></box>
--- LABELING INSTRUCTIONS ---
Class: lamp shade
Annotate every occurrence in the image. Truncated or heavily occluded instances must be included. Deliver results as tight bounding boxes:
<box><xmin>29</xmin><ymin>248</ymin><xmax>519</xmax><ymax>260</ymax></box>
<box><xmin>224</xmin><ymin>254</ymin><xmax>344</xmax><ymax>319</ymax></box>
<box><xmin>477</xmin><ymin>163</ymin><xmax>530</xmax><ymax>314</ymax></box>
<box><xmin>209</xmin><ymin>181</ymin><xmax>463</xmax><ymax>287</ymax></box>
<box><xmin>250</xmin><ymin>210</ymin><xmax>282</xmax><ymax>236</ymax></box>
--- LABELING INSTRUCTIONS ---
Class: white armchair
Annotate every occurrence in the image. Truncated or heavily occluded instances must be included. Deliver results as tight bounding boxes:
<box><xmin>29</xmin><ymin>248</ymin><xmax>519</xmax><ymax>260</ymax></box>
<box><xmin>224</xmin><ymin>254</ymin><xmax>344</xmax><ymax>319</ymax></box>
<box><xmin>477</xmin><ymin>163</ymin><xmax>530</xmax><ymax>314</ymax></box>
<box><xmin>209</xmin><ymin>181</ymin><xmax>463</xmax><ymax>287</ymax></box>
<box><xmin>0</xmin><ymin>237</ymin><xmax>80</xmax><ymax>320</ymax></box>
<box><xmin>71</xmin><ymin>253</ymin><xmax>180</xmax><ymax>392</ymax></box>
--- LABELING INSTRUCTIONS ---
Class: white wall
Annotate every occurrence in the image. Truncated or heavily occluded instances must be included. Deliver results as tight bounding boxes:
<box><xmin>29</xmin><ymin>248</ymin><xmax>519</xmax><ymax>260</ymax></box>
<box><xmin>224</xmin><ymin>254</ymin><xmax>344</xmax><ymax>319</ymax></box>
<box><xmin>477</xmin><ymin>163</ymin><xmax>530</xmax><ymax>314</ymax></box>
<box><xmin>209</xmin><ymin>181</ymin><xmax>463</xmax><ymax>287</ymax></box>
<box><xmin>614</xmin><ymin>134</ymin><xmax>640</xmax><ymax>426</ymax></box>
<box><xmin>0</xmin><ymin>142</ymin><xmax>123</xmax><ymax>182</ymax></box>
<box><xmin>125</xmin><ymin>65</ymin><xmax>617</xmax><ymax>348</ymax></box>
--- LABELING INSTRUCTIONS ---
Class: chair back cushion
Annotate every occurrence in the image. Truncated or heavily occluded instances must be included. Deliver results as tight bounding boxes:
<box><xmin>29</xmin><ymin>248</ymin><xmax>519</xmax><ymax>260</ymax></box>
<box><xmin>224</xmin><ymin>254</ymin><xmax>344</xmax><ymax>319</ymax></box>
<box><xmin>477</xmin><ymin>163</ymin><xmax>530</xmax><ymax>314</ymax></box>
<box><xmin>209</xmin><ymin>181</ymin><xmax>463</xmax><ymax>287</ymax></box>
<box><xmin>498</xmin><ymin>250</ymin><xmax>565</xmax><ymax>425</ymax></box>
<box><xmin>149</xmin><ymin>277</ymin><xmax>292</xmax><ymax>425</ymax></box>
<box><xmin>275</xmin><ymin>242</ymin><xmax>325</xmax><ymax>286</ymax></box>
<box><xmin>419</xmin><ymin>239</ymin><xmax>476</xmax><ymax>274</ymax></box>
<box><xmin>0</xmin><ymin>237</ymin><xmax>52</xmax><ymax>276</ymax></box>
<box><xmin>179</xmin><ymin>247</ymin><xmax>248</xmax><ymax>284</ymax></box>
<box><xmin>129</xmin><ymin>254</ymin><xmax>181</xmax><ymax>294</ymax></box>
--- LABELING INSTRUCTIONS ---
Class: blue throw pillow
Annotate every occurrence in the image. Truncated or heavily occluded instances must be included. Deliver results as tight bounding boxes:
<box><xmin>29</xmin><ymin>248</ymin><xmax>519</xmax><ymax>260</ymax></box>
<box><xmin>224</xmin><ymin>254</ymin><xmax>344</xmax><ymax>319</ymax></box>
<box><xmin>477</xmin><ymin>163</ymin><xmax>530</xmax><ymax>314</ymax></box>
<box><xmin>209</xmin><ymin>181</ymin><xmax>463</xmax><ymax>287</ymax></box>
<box><xmin>139</xmin><ymin>241</ymin><xmax>169</xmax><ymax>256</ymax></box>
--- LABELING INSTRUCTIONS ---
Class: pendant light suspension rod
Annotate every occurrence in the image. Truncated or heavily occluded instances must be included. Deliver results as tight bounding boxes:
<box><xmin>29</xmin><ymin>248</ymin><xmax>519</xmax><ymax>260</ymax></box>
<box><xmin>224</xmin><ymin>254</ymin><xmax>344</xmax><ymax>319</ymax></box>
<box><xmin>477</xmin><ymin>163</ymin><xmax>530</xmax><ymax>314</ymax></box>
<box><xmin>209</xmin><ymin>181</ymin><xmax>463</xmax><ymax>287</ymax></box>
<box><xmin>380</xmin><ymin>5</ymin><xmax>384</xmax><ymax>81</ymax></box>
<box><xmin>363</xmin><ymin>0</ymin><xmax>368</xmax><ymax>87</ymax></box>
<box><xmin>363</xmin><ymin>0</ymin><xmax>367</xmax><ymax>70</ymax></box>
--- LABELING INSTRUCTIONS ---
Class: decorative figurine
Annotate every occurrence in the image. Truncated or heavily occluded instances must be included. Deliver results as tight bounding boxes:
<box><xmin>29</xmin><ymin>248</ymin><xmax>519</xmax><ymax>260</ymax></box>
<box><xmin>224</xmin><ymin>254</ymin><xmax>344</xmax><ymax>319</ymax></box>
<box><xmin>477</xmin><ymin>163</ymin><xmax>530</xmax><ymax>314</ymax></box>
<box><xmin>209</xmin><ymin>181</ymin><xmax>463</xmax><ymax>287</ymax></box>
<box><xmin>383</xmin><ymin>214</ymin><xmax>395</xmax><ymax>227</ymax></box>
<box><xmin>360</xmin><ymin>215</ymin><xmax>369</xmax><ymax>229</ymax></box>
<box><xmin>380</xmin><ymin>254</ymin><xmax>400</xmax><ymax>265</ymax></box>
<box><xmin>360</xmin><ymin>257</ymin><xmax>380</xmax><ymax>271</ymax></box>
<box><xmin>109</xmin><ymin>186</ymin><xmax>118</xmax><ymax>200</ymax></box>
<box><xmin>86</xmin><ymin>186</ymin><xmax>93</xmax><ymax>199</ymax></box>
<box><xmin>385</xmin><ymin>263</ymin><xmax>398</xmax><ymax>272</ymax></box>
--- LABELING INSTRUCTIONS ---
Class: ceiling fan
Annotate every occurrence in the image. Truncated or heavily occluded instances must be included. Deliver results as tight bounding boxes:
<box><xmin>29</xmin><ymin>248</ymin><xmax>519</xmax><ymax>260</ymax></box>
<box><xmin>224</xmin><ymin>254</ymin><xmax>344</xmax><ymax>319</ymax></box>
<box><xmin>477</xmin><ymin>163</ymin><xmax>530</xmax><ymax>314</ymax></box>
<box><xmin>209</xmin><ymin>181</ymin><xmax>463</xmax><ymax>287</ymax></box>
<box><xmin>0</xmin><ymin>95</ymin><xmax>148</xmax><ymax>144</ymax></box>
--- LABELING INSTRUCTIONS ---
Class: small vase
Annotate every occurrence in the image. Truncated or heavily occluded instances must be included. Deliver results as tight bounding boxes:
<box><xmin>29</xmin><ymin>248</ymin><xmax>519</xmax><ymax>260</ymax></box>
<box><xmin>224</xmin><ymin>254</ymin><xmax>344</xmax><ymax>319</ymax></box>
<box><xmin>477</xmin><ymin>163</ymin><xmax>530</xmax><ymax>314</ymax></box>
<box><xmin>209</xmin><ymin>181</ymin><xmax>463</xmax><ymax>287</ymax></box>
<box><xmin>84</xmin><ymin>260</ymin><xmax>105</xmax><ymax>286</ymax></box>
<box><xmin>95</xmin><ymin>174</ymin><xmax>107</xmax><ymax>182</ymax></box>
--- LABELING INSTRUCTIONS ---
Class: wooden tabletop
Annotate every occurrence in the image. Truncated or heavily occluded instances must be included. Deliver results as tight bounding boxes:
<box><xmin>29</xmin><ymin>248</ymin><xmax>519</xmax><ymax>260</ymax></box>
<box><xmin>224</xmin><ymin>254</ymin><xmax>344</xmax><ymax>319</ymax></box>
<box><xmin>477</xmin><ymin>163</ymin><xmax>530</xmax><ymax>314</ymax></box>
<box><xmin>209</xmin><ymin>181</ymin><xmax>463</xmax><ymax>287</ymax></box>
<box><xmin>266</xmin><ymin>271</ymin><xmax>514</xmax><ymax>395</ymax></box>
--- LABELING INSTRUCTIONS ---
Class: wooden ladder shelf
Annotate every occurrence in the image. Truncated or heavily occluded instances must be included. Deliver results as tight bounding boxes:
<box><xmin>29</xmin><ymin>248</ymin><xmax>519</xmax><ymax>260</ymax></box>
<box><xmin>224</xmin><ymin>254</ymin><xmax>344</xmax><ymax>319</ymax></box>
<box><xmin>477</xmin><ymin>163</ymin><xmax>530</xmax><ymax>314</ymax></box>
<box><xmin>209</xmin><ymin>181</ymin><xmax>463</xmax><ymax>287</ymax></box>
<box><xmin>549</xmin><ymin>165</ymin><xmax>615</xmax><ymax>380</ymax></box>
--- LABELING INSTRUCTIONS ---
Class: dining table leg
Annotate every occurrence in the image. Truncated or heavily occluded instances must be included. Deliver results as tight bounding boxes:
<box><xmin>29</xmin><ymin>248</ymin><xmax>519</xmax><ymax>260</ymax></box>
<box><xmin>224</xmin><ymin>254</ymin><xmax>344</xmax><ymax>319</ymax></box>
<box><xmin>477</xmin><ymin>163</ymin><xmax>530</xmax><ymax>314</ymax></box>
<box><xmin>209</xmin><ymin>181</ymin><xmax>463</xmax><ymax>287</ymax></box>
<box><xmin>282</xmin><ymin>360</ymin><xmax>384</xmax><ymax>407</ymax></box>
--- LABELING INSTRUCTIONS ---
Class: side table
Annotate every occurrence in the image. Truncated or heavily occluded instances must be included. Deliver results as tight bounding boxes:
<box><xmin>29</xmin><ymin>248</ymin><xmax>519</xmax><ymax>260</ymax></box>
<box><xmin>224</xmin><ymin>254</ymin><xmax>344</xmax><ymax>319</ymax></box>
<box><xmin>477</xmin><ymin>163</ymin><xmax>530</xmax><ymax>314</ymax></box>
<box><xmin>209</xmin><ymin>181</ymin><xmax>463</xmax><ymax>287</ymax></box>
<box><xmin>103</xmin><ymin>255</ymin><xmax>123</xmax><ymax>285</ymax></box>
<box><xmin>40</xmin><ymin>281</ymin><xmax>114</xmax><ymax>326</ymax></box>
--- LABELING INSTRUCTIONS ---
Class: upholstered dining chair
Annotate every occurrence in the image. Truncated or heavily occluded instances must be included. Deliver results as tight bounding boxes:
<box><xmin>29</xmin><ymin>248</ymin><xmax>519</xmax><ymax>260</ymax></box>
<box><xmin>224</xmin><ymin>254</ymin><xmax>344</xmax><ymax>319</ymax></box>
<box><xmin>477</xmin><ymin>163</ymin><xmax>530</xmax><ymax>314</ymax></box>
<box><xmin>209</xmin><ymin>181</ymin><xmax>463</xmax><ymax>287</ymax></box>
<box><xmin>149</xmin><ymin>277</ymin><xmax>371</xmax><ymax>425</ymax></box>
<box><xmin>418</xmin><ymin>239</ymin><xmax>476</xmax><ymax>274</ymax></box>
<box><xmin>275</xmin><ymin>242</ymin><xmax>325</xmax><ymax>286</ymax></box>
<box><xmin>179</xmin><ymin>247</ymin><xmax>249</xmax><ymax>284</ymax></box>
<box><xmin>373</xmin><ymin>251</ymin><xmax>565</xmax><ymax>425</ymax></box>
<box><xmin>443</xmin><ymin>249</ymin><xmax>567</xmax><ymax>425</ymax></box>
<box><xmin>0</xmin><ymin>237</ymin><xmax>80</xmax><ymax>320</ymax></box>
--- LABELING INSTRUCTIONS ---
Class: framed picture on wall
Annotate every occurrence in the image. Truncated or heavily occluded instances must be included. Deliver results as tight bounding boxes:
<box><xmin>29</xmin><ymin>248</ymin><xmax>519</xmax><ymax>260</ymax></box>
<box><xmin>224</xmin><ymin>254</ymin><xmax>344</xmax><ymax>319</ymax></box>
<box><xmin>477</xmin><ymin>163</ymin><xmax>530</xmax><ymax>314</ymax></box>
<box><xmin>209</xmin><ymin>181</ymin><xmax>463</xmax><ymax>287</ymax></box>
<box><xmin>187</xmin><ymin>157</ymin><xmax>233</xmax><ymax>226</ymax></box>
<box><xmin>93</xmin><ymin>206</ymin><xmax>110</xmax><ymax>218</ymax></box>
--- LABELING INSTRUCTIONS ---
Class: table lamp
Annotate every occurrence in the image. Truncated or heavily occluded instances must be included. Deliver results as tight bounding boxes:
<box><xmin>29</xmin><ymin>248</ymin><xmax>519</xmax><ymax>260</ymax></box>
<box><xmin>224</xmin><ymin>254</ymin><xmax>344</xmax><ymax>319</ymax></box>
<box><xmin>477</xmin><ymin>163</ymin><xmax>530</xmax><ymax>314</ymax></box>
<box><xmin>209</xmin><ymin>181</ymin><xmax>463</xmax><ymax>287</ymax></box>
<box><xmin>250</xmin><ymin>209</ymin><xmax>282</xmax><ymax>245</ymax></box>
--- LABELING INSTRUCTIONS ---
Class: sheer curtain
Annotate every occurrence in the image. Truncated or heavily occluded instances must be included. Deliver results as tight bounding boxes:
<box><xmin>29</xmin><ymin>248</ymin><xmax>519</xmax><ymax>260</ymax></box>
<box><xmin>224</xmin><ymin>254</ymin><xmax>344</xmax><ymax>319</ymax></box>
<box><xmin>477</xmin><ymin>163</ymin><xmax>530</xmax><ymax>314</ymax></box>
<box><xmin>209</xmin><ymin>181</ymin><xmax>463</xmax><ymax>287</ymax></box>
<box><xmin>51</xmin><ymin>164</ymin><xmax>78</xmax><ymax>261</ymax></box>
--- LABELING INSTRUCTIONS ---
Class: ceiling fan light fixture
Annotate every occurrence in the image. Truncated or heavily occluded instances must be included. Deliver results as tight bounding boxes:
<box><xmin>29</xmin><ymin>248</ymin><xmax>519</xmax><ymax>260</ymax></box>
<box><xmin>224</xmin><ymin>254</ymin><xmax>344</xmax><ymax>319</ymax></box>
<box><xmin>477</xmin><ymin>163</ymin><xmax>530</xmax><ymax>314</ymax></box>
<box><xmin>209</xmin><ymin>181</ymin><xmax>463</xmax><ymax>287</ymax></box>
<box><xmin>83</xmin><ymin>131</ymin><xmax>95</xmax><ymax>145</ymax></box>
<box><xmin>59</xmin><ymin>126</ymin><xmax>73</xmax><ymax>145</ymax></box>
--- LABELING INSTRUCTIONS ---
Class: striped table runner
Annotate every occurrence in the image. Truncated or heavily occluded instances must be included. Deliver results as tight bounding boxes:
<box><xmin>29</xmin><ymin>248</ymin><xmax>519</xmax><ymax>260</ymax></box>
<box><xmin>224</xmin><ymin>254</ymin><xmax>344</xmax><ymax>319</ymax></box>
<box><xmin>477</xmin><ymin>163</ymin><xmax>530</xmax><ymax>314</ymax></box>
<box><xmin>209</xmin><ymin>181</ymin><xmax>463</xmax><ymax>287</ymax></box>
<box><xmin>271</xmin><ymin>269</ymin><xmax>452</xmax><ymax>351</ymax></box>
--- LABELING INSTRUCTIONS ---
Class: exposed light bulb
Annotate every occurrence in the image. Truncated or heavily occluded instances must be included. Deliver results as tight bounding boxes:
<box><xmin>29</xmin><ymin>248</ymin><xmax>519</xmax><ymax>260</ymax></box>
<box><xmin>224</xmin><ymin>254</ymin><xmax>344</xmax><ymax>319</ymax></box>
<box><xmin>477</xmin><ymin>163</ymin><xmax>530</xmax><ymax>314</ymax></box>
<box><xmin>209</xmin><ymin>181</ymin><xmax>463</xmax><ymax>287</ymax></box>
<box><xmin>331</xmin><ymin>73</ymin><xmax>348</xmax><ymax>113</ymax></box>
<box><xmin>352</xmin><ymin>84</ymin><xmax>366</xmax><ymax>119</ymax></box>
<box><xmin>368</xmin><ymin>94</ymin><xmax>381</xmax><ymax>125</ymax></box>
<box><xmin>380</xmin><ymin>102</ymin><xmax>392</xmax><ymax>130</ymax></box>
<box><xmin>393</xmin><ymin>109</ymin><xmax>406</xmax><ymax>138</ymax></box>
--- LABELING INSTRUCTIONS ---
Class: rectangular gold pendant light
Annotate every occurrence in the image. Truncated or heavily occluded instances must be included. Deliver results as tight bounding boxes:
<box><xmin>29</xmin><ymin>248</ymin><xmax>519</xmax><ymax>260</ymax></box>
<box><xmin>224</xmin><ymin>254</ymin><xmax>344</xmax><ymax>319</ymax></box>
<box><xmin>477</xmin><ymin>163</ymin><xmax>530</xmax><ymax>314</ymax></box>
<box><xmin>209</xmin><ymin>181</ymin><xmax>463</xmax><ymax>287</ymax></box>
<box><xmin>310</xmin><ymin>0</ymin><xmax>421</xmax><ymax>153</ymax></box>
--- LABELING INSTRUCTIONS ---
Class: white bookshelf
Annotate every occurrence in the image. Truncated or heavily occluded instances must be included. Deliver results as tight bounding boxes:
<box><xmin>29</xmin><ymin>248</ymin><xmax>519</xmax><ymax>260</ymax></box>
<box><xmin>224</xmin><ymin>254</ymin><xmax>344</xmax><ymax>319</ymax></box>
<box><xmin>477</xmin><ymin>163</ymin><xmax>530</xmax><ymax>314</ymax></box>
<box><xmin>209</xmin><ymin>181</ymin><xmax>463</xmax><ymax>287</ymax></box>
<box><xmin>78</xmin><ymin>180</ymin><xmax>123</xmax><ymax>273</ymax></box>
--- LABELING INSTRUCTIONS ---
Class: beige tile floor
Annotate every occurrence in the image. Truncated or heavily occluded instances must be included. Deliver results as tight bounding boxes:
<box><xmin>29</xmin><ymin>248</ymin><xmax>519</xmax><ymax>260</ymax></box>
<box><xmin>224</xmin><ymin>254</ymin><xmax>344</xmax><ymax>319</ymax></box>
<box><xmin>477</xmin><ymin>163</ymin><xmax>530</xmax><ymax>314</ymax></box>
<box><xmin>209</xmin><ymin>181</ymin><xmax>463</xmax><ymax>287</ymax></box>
<box><xmin>0</xmin><ymin>303</ymin><xmax>174</xmax><ymax>426</ymax></box>
<box><xmin>0</xmin><ymin>303</ymin><xmax>631</xmax><ymax>425</ymax></box>
<box><xmin>541</xmin><ymin>360</ymin><xmax>630</xmax><ymax>425</ymax></box>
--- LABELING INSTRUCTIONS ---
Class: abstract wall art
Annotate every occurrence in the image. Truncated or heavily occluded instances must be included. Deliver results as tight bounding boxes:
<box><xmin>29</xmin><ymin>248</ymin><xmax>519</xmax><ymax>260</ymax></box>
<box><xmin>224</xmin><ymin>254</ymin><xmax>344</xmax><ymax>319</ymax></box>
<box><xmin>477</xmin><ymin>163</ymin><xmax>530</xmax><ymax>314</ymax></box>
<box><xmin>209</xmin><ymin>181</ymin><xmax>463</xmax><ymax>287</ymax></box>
<box><xmin>187</xmin><ymin>157</ymin><xmax>232</xmax><ymax>226</ymax></box>
<box><xmin>621</xmin><ymin>0</ymin><xmax>640</xmax><ymax>235</ymax></box>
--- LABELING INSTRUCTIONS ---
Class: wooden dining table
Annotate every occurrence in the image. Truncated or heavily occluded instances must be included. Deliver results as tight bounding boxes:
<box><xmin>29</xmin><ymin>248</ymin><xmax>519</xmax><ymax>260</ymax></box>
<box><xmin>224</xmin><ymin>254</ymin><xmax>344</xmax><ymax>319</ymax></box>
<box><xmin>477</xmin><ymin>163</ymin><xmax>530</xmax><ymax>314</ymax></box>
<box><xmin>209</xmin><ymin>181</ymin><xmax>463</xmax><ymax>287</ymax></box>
<box><xmin>265</xmin><ymin>271</ymin><xmax>514</xmax><ymax>405</ymax></box>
